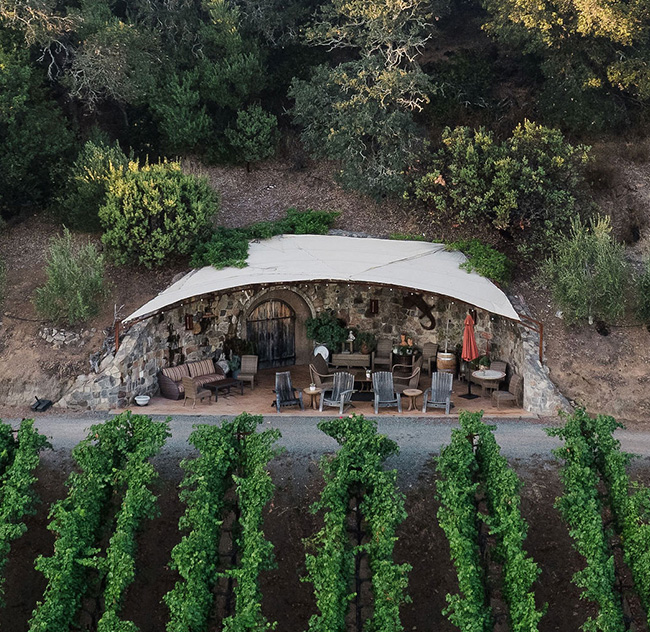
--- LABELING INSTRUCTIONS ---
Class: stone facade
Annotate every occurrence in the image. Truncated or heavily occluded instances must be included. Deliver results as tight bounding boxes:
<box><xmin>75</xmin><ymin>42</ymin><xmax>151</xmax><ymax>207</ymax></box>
<box><xmin>58</xmin><ymin>281</ymin><xmax>568</xmax><ymax>416</ymax></box>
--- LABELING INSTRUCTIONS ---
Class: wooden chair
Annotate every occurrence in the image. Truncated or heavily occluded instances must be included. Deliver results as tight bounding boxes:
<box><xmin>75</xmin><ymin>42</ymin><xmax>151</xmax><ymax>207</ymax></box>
<box><xmin>274</xmin><ymin>371</ymin><xmax>304</xmax><ymax>413</ymax></box>
<box><xmin>239</xmin><ymin>355</ymin><xmax>258</xmax><ymax>390</ymax></box>
<box><xmin>492</xmin><ymin>374</ymin><xmax>523</xmax><ymax>409</ymax></box>
<box><xmin>421</xmin><ymin>342</ymin><xmax>438</xmax><ymax>375</ymax></box>
<box><xmin>422</xmin><ymin>372</ymin><xmax>453</xmax><ymax>414</ymax></box>
<box><xmin>393</xmin><ymin>366</ymin><xmax>421</xmax><ymax>394</ymax></box>
<box><xmin>372</xmin><ymin>371</ymin><xmax>402</xmax><ymax>414</ymax></box>
<box><xmin>309</xmin><ymin>353</ymin><xmax>336</xmax><ymax>390</ymax></box>
<box><xmin>181</xmin><ymin>376</ymin><xmax>212</xmax><ymax>408</ymax></box>
<box><xmin>372</xmin><ymin>338</ymin><xmax>393</xmax><ymax>372</ymax></box>
<box><xmin>319</xmin><ymin>372</ymin><xmax>355</xmax><ymax>414</ymax></box>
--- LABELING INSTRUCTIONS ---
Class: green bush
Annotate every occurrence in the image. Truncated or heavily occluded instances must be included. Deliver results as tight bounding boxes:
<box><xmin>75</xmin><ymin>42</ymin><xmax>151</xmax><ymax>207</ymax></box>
<box><xmin>192</xmin><ymin>208</ymin><xmax>339</xmax><ymax>268</ymax></box>
<box><xmin>58</xmin><ymin>139</ymin><xmax>130</xmax><ymax>231</ymax></box>
<box><xmin>543</xmin><ymin>216</ymin><xmax>628</xmax><ymax>325</ymax></box>
<box><xmin>447</xmin><ymin>239</ymin><xmax>512</xmax><ymax>285</ymax></box>
<box><xmin>306</xmin><ymin>310</ymin><xmax>347</xmax><ymax>351</ymax></box>
<box><xmin>635</xmin><ymin>261</ymin><xmax>650</xmax><ymax>325</ymax></box>
<box><xmin>99</xmin><ymin>160</ymin><xmax>218</xmax><ymax>268</ymax></box>
<box><xmin>414</xmin><ymin>121</ymin><xmax>591</xmax><ymax>255</ymax></box>
<box><xmin>225</xmin><ymin>104</ymin><xmax>278</xmax><ymax>170</ymax></box>
<box><xmin>34</xmin><ymin>228</ymin><xmax>108</xmax><ymax>325</ymax></box>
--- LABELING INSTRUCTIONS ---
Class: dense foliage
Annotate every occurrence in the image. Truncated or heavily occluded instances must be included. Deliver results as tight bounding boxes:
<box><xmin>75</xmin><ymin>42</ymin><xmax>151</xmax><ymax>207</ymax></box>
<box><xmin>414</xmin><ymin>122</ymin><xmax>591</xmax><ymax>254</ymax></box>
<box><xmin>544</xmin><ymin>216</ymin><xmax>628</xmax><ymax>324</ymax></box>
<box><xmin>191</xmin><ymin>208</ymin><xmax>339</xmax><ymax>268</ymax></box>
<box><xmin>0</xmin><ymin>419</ymin><xmax>49</xmax><ymax>606</ymax></box>
<box><xmin>34</xmin><ymin>228</ymin><xmax>108</xmax><ymax>325</ymax></box>
<box><xmin>29</xmin><ymin>412</ymin><xmax>169</xmax><ymax>632</ymax></box>
<box><xmin>165</xmin><ymin>412</ymin><xmax>280</xmax><ymax>632</ymax></box>
<box><xmin>305</xmin><ymin>414</ymin><xmax>411</xmax><ymax>632</ymax></box>
<box><xmin>305</xmin><ymin>309</ymin><xmax>348</xmax><ymax>352</ymax></box>
<box><xmin>446</xmin><ymin>239</ymin><xmax>512</xmax><ymax>285</ymax></box>
<box><xmin>99</xmin><ymin>160</ymin><xmax>218</xmax><ymax>268</ymax></box>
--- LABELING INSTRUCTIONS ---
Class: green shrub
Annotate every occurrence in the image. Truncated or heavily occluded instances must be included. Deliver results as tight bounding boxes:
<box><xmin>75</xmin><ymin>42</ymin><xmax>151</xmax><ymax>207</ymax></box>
<box><xmin>192</xmin><ymin>208</ymin><xmax>339</xmax><ymax>268</ymax></box>
<box><xmin>447</xmin><ymin>239</ymin><xmax>512</xmax><ymax>285</ymax></box>
<box><xmin>58</xmin><ymin>139</ymin><xmax>130</xmax><ymax>231</ymax></box>
<box><xmin>414</xmin><ymin>121</ymin><xmax>591</xmax><ymax>255</ymax></box>
<box><xmin>306</xmin><ymin>310</ymin><xmax>347</xmax><ymax>351</ymax></box>
<box><xmin>635</xmin><ymin>261</ymin><xmax>650</xmax><ymax>325</ymax></box>
<box><xmin>225</xmin><ymin>104</ymin><xmax>278</xmax><ymax>170</ymax></box>
<box><xmin>34</xmin><ymin>228</ymin><xmax>108</xmax><ymax>325</ymax></box>
<box><xmin>99</xmin><ymin>160</ymin><xmax>218</xmax><ymax>268</ymax></box>
<box><xmin>543</xmin><ymin>216</ymin><xmax>628</xmax><ymax>325</ymax></box>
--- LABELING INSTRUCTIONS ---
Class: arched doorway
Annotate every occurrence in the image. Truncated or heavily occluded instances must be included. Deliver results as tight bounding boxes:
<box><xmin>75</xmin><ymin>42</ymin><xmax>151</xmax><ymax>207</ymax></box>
<box><xmin>246</xmin><ymin>300</ymin><xmax>296</xmax><ymax>369</ymax></box>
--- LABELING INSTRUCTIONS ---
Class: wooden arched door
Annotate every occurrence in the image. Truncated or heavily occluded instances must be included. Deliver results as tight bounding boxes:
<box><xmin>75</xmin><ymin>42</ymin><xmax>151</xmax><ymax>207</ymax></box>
<box><xmin>246</xmin><ymin>300</ymin><xmax>296</xmax><ymax>369</ymax></box>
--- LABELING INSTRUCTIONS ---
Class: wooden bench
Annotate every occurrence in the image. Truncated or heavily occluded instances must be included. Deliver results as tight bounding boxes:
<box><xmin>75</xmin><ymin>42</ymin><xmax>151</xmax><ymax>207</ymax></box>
<box><xmin>330</xmin><ymin>353</ymin><xmax>371</xmax><ymax>369</ymax></box>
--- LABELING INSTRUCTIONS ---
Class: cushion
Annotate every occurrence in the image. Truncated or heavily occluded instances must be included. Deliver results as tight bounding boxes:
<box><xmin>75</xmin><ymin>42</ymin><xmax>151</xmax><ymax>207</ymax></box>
<box><xmin>162</xmin><ymin>364</ymin><xmax>190</xmax><ymax>382</ymax></box>
<box><xmin>312</xmin><ymin>354</ymin><xmax>330</xmax><ymax>375</ymax></box>
<box><xmin>188</xmin><ymin>358</ymin><xmax>216</xmax><ymax>378</ymax></box>
<box><xmin>194</xmin><ymin>373</ymin><xmax>226</xmax><ymax>387</ymax></box>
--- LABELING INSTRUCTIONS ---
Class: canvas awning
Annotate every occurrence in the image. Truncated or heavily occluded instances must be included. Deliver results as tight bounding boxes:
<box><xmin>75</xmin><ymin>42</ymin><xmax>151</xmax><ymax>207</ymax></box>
<box><xmin>123</xmin><ymin>235</ymin><xmax>520</xmax><ymax>324</ymax></box>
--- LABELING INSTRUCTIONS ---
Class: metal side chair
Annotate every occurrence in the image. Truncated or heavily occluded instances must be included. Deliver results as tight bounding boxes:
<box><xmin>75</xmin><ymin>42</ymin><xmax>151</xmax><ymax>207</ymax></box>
<box><xmin>274</xmin><ymin>371</ymin><xmax>304</xmax><ymax>413</ymax></box>
<box><xmin>319</xmin><ymin>372</ymin><xmax>355</xmax><ymax>414</ymax></box>
<box><xmin>422</xmin><ymin>372</ymin><xmax>453</xmax><ymax>414</ymax></box>
<box><xmin>372</xmin><ymin>371</ymin><xmax>402</xmax><ymax>414</ymax></box>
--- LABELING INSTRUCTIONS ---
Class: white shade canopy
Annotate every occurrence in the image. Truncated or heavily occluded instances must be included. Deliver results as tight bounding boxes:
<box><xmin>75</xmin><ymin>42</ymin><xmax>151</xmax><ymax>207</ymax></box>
<box><xmin>123</xmin><ymin>235</ymin><xmax>520</xmax><ymax>324</ymax></box>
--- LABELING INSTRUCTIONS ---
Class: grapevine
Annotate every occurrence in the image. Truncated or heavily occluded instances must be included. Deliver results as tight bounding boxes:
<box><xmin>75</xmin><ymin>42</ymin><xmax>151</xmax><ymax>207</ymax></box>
<box><xmin>0</xmin><ymin>419</ymin><xmax>50</xmax><ymax>605</ymax></box>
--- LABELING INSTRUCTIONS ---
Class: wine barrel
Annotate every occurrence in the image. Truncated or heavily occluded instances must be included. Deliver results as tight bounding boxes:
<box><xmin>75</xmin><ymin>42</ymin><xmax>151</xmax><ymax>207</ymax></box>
<box><xmin>436</xmin><ymin>351</ymin><xmax>456</xmax><ymax>375</ymax></box>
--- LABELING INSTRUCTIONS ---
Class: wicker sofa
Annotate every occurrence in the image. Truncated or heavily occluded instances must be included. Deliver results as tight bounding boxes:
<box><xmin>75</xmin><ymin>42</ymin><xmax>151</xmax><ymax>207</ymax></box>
<box><xmin>158</xmin><ymin>358</ymin><xmax>226</xmax><ymax>400</ymax></box>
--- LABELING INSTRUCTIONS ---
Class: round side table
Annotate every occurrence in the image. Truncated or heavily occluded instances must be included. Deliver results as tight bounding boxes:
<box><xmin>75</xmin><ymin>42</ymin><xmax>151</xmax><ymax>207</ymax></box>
<box><xmin>403</xmin><ymin>388</ymin><xmax>423</xmax><ymax>412</ymax></box>
<box><xmin>303</xmin><ymin>387</ymin><xmax>322</xmax><ymax>410</ymax></box>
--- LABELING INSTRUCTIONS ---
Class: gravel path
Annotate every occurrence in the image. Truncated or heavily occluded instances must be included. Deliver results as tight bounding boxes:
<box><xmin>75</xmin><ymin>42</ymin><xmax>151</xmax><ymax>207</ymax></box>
<box><xmin>9</xmin><ymin>413</ymin><xmax>650</xmax><ymax>485</ymax></box>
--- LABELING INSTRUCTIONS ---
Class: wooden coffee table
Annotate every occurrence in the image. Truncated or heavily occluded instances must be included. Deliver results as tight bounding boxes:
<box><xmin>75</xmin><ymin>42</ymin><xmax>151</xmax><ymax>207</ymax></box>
<box><xmin>203</xmin><ymin>378</ymin><xmax>244</xmax><ymax>402</ymax></box>
<box><xmin>403</xmin><ymin>388</ymin><xmax>423</xmax><ymax>411</ymax></box>
<box><xmin>303</xmin><ymin>387</ymin><xmax>322</xmax><ymax>409</ymax></box>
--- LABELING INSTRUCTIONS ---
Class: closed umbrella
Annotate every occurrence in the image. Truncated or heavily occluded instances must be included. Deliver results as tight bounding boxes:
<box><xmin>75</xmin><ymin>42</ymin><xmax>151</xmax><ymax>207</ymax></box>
<box><xmin>459</xmin><ymin>313</ymin><xmax>480</xmax><ymax>399</ymax></box>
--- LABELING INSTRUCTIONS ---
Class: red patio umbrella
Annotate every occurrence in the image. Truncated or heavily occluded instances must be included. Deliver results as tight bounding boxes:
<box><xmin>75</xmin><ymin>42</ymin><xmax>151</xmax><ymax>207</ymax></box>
<box><xmin>459</xmin><ymin>313</ymin><xmax>480</xmax><ymax>399</ymax></box>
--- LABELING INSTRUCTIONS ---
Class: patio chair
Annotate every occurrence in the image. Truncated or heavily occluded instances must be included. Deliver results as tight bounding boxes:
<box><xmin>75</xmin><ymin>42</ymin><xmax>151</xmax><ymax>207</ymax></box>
<box><xmin>422</xmin><ymin>372</ymin><xmax>453</xmax><ymax>414</ymax></box>
<box><xmin>372</xmin><ymin>371</ymin><xmax>402</xmax><ymax>414</ymax></box>
<box><xmin>421</xmin><ymin>342</ymin><xmax>438</xmax><ymax>375</ymax></box>
<box><xmin>491</xmin><ymin>374</ymin><xmax>523</xmax><ymax>409</ymax></box>
<box><xmin>319</xmin><ymin>372</ymin><xmax>355</xmax><ymax>414</ymax></box>
<box><xmin>309</xmin><ymin>353</ymin><xmax>336</xmax><ymax>390</ymax></box>
<box><xmin>181</xmin><ymin>376</ymin><xmax>213</xmax><ymax>408</ymax></box>
<box><xmin>393</xmin><ymin>366</ymin><xmax>421</xmax><ymax>394</ymax></box>
<box><xmin>372</xmin><ymin>338</ymin><xmax>393</xmax><ymax>372</ymax></box>
<box><xmin>239</xmin><ymin>355</ymin><xmax>258</xmax><ymax>390</ymax></box>
<box><xmin>274</xmin><ymin>371</ymin><xmax>304</xmax><ymax>413</ymax></box>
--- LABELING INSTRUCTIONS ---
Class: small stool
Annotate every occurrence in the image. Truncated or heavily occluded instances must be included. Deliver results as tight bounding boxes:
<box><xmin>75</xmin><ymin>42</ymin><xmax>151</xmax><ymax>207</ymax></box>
<box><xmin>403</xmin><ymin>388</ymin><xmax>423</xmax><ymax>411</ymax></box>
<box><xmin>303</xmin><ymin>387</ymin><xmax>322</xmax><ymax>410</ymax></box>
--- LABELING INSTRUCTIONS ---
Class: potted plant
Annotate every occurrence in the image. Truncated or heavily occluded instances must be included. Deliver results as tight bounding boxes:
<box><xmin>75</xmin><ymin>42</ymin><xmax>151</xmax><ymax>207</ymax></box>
<box><xmin>355</xmin><ymin>330</ymin><xmax>376</xmax><ymax>354</ymax></box>
<box><xmin>306</xmin><ymin>310</ymin><xmax>347</xmax><ymax>353</ymax></box>
<box><xmin>228</xmin><ymin>354</ymin><xmax>241</xmax><ymax>378</ymax></box>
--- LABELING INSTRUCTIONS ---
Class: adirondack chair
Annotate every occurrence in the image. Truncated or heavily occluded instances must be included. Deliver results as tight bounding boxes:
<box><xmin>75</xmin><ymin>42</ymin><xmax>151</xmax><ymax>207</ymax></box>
<box><xmin>319</xmin><ymin>372</ymin><xmax>355</xmax><ymax>414</ymax></box>
<box><xmin>421</xmin><ymin>342</ymin><xmax>439</xmax><ymax>375</ymax></box>
<box><xmin>274</xmin><ymin>371</ymin><xmax>304</xmax><ymax>413</ymax></box>
<box><xmin>239</xmin><ymin>355</ymin><xmax>258</xmax><ymax>390</ymax></box>
<box><xmin>309</xmin><ymin>353</ymin><xmax>336</xmax><ymax>390</ymax></box>
<box><xmin>422</xmin><ymin>372</ymin><xmax>453</xmax><ymax>414</ymax></box>
<box><xmin>371</xmin><ymin>338</ymin><xmax>393</xmax><ymax>372</ymax></box>
<box><xmin>372</xmin><ymin>371</ymin><xmax>402</xmax><ymax>414</ymax></box>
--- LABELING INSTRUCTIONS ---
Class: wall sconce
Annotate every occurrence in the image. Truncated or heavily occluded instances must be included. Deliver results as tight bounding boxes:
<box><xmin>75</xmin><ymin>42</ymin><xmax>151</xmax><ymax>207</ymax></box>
<box><xmin>184</xmin><ymin>314</ymin><xmax>194</xmax><ymax>330</ymax></box>
<box><xmin>369</xmin><ymin>299</ymin><xmax>379</xmax><ymax>315</ymax></box>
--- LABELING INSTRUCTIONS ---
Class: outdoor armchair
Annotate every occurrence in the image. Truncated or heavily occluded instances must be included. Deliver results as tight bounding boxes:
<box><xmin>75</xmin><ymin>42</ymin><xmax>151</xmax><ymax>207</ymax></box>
<box><xmin>371</xmin><ymin>338</ymin><xmax>393</xmax><ymax>372</ymax></box>
<box><xmin>372</xmin><ymin>371</ymin><xmax>402</xmax><ymax>414</ymax></box>
<box><xmin>319</xmin><ymin>372</ymin><xmax>355</xmax><ymax>414</ymax></box>
<box><xmin>274</xmin><ymin>371</ymin><xmax>304</xmax><ymax>413</ymax></box>
<box><xmin>422</xmin><ymin>372</ymin><xmax>453</xmax><ymax>414</ymax></box>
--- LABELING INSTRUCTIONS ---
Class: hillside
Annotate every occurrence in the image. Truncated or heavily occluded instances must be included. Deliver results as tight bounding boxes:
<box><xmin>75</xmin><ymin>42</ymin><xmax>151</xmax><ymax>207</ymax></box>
<box><xmin>1</xmin><ymin>151</ymin><xmax>649</xmax><ymax>421</ymax></box>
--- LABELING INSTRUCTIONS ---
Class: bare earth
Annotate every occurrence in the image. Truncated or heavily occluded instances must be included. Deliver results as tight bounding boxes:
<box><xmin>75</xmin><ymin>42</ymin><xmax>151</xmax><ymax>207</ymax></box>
<box><xmin>1</xmin><ymin>150</ymin><xmax>650</xmax><ymax>420</ymax></box>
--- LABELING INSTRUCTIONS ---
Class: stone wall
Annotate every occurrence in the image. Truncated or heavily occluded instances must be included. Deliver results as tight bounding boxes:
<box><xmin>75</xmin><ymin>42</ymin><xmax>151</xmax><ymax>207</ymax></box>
<box><xmin>58</xmin><ymin>281</ymin><xmax>567</xmax><ymax>415</ymax></box>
